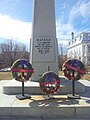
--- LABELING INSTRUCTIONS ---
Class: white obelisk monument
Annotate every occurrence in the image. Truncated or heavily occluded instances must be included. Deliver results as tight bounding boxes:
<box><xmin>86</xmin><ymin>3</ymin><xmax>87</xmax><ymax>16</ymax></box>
<box><xmin>30</xmin><ymin>0</ymin><xmax>58</xmax><ymax>81</ymax></box>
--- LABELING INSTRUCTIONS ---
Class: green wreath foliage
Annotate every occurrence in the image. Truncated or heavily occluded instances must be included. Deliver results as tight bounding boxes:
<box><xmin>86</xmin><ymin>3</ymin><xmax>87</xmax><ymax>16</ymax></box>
<box><xmin>11</xmin><ymin>59</ymin><xmax>34</xmax><ymax>82</ymax></box>
<box><xmin>62</xmin><ymin>59</ymin><xmax>86</xmax><ymax>80</ymax></box>
<box><xmin>40</xmin><ymin>71</ymin><xmax>60</xmax><ymax>95</ymax></box>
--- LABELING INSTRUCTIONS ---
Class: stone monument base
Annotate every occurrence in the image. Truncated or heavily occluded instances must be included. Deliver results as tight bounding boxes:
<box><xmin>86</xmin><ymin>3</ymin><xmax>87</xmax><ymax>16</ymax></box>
<box><xmin>2</xmin><ymin>76</ymin><xmax>85</xmax><ymax>95</ymax></box>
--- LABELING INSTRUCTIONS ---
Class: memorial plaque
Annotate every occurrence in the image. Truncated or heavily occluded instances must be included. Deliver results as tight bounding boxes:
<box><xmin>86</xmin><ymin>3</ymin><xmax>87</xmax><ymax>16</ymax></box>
<box><xmin>33</xmin><ymin>37</ymin><xmax>55</xmax><ymax>62</ymax></box>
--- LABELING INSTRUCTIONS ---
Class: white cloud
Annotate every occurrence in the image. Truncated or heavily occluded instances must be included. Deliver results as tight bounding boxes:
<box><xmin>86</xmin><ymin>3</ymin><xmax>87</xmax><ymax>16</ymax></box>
<box><xmin>79</xmin><ymin>1</ymin><xmax>90</xmax><ymax>22</ymax></box>
<box><xmin>0</xmin><ymin>14</ymin><xmax>32</xmax><ymax>43</ymax></box>
<box><xmin>56</xmin><ymin>20</ymin><xmax>75</xmax><ymax>45</ymax></box>
<box><xmin>56</xmin><ymin>22</ymin><xmax>74</xmax><ymax>38</ymax></box>
<box><xmin>69</xmin><ymin>0</ymin><xmax>90</xmax><ymax>23</ymax></box>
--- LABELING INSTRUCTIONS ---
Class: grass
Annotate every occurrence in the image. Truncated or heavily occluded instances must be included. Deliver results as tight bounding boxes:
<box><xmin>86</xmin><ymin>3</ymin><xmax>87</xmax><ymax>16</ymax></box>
<box><xmin>58</xmin><ymin>71</ymin><xmax>90</xmax><ymax>81</ymax></box>
<box><xmin>0</xmin><ymin>72</ymin><xmax>13</xmax><ymax>80</ymax></box>
<box><xmin>82</xmin><ymin>73</ymin><xmax>90</xmax><ymax>80</ymax></box>
<box><xmin>0</xmin><ymin>71</ymin><xmax>90</xmax><ymax>81</ymax></box>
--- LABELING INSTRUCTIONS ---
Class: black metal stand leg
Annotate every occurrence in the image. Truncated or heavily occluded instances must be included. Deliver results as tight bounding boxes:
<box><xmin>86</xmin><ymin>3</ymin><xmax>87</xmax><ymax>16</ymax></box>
<box><xmin>67</xmin><ymin>79</ymin><xmax>80</xmax><ymax>99</ymax></box>
<box><xmin>72</xmin><ymin>78</ymin><xmax>75</xmax><ymax>96</ymax></box>
<box><xmin>16</xmin><ymin>81</ymin><xmax>31</xmax><ymax>100</ymax></box>
<box><xmin>22</xmin><ymin>81</ymin><xmax>24</xmax><ymax>96</ymax></box>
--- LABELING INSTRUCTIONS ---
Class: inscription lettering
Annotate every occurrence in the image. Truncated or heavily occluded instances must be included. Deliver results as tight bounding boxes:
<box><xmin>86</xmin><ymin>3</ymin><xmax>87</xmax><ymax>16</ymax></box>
<box><xmin>35</xmin><ymin>38</ymin><xmax>52</xmax><ymax>54</ymax></box>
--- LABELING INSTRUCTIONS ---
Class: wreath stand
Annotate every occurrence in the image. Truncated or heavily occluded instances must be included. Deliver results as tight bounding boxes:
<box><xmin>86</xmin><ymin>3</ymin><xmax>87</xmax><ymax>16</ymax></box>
<box><xmin>16</xmin><ymin>81</ymin><xmax>32</xmax><ymax>100</ymax></box>
<box><xmin>16</xmin><ymin>65</ymin><xmax>31</xmax><ymax>100</ymax></box>
<box><xmin>12</xmin><ymin>60</ymin><xmax>31</xmax><ymax>100</ymax></box>
<box><xmin>46</xmin><ymin>66</ymin><xmax>53</xmax><ymax>100</ymax></box>
<box><xmin>63</xmin><ymin>59</ymin><xmax>86</xmax><ymax>99</ymax></box>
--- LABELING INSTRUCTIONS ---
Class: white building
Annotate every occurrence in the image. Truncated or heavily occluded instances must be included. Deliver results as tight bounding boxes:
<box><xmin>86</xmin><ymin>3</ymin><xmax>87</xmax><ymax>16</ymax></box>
<box><xmin>67</xmin><ymin>32</ymin><xmax>90</xmax><ymax>66</ymax></box>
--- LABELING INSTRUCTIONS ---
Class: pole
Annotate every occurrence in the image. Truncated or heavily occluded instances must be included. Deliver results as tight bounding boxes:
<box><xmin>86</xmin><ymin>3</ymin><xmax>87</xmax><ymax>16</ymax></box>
<box><xmin>72</xmin><ymin>78</ymin><xmax>75</xmax><ymax>96</ymax></box>
<box><xmin>22</xmin><ymin>81</ymin><xmax>24</xmax><ymax>96</ymax></box>
<box><xmin>22</xmin><ymin>64</ymin><xmax>24</xmax><ymax>96</ymax></box>
<box><xmin>72</xmin><ymin>70</ymin><xmax>75</xmax><ymax>96</ymax></box>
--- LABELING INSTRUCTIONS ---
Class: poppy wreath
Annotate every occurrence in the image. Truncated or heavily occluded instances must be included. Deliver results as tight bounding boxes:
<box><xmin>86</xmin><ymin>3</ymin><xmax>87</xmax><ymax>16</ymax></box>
<box><xmin>40</xmin><ymin>71</ymin><xmax>60</xmax><ymax>95</ymax></box>
<box><xmin>11</xmin><ymin>59</ymin><xmax>34</xmax><ymax>82</ymax></box>
<box><xmin>62</xmin><ymin>59</ymin><xmax>86</xmax><ymax>80</ymax></box>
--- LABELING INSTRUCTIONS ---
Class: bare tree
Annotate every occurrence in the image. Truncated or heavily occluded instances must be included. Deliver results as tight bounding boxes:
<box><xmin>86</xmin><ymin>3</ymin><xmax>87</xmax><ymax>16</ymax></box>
<box><xmin>0</xmin><ymin>39</ymin><xmax>29</xmax><ymax>68</ymax></box>
<box><xmin>58</xmin><ymin>43</ymin><xmax>63</xmax><ymax>56</ymax></box>
<box><xmin>58</xmin><ymin>43</ymin><xmax>67</xmax><ymax>70</ymax></box>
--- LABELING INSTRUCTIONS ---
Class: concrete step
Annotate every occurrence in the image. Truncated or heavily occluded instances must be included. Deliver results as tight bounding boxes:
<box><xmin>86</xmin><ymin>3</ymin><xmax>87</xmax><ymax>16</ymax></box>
<box><xmin>0</xmin><ymin>117</ymin><xmax>90</xmax><ymax>120</ymax></box>
<box><xmin>2</xmin><ymin>76</ymin><xmax>85</xmax><ymax>95</ymax></box>
<box><xmin>0</xmin><ymin>95</ymin><xmax>90</xmax><ymax>118</ymax></box>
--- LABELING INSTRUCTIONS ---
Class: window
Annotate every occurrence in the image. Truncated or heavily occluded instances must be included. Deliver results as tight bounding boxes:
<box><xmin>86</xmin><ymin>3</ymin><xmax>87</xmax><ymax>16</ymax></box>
<box><xmin>88</xmin><ymin>34</ymin><xmax>90</xmax><ymax>40</ymax></box>
<box><xmin>88</xmin><ymin>57</ymin><xmax>90</xmax><ymax>61</ymax></box>
<box><xmin>80</xmin><ymin>35</ymin><xmax>82</xmax><ymax>40</ymax></box>
<box><xmin>83</xmin><ymin>45</ymin><xmax>85</xmax><ymax>53</ymax></box>
<box><xmin>89</xmin><ymin>36</ymin><xmax>90</xmax><ymax>40</ymax></box>
<box><xmin>88</xmin><ymin>46</ymin><xmax>90</xmax><ymax>53</ymax></box>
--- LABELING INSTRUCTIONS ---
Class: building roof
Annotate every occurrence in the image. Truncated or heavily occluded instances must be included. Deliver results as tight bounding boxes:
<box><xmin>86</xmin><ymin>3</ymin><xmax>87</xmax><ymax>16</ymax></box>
<box><xmin>68</xmin><ymin>31</ymin><xmax>90</xmax><ymax>48</ymax></box>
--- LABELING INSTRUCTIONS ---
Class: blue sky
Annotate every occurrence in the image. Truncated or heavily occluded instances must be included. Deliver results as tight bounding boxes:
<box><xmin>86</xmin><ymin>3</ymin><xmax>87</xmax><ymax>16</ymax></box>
<box><xmin>0</xmin><ymin>0</ymin><xmax>90</xmax><ymax>45</ymax></box>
